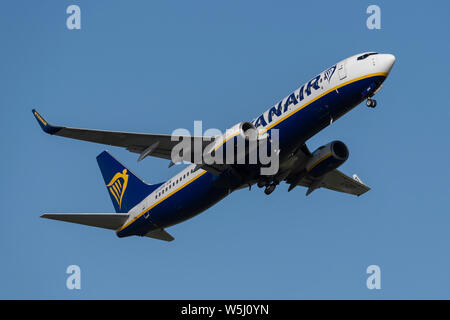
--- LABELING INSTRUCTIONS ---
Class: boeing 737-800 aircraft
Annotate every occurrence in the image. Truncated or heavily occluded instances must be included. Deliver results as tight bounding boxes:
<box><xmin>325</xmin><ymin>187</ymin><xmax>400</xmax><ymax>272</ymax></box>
<box><xmin>33</xmin><ymin>52</ymin><xmax>395</xmax><ymax>241</ymax></box>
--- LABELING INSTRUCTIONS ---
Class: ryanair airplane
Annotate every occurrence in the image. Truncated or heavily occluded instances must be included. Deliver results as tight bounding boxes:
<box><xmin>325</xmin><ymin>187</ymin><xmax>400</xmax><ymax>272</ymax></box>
<box><xmin>33</xmin><ymin>52</ymin><xmax>395</xmax><ymax>241</ymax></box>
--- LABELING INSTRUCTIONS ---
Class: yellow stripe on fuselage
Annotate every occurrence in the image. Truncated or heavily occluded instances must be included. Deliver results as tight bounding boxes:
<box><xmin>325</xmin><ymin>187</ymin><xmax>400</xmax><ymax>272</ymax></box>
<box><xmin>259</xmin><ymin>72</ymin><xmax>388</xmax><ymax>134</ymax></box>
<box><xmin>213</xmin><ymin>131</ymin><xmax>240</xmax><ymax>152</ymax></box>
<box><xmin>118</xmin><ymin>170</ymin><xmax>207</xmax><ymax>231</ymax></box>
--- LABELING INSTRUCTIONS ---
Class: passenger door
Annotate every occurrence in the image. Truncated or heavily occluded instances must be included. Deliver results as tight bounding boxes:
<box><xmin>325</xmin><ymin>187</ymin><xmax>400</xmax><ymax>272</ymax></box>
<box><xmin>337</xmin><ymin>61</ymin><xmax>347</xmax><ymax>80</ymax></box>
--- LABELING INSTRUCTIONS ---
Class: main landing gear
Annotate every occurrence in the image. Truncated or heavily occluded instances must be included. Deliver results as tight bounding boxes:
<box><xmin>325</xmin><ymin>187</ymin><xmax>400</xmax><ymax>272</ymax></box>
<box><xmin>366</xmin><ymin>98</ymin><xmax>377</xmax><ymax>108</ymax></box>
<box><xmin>264</xmin><ymin>183</ymin><xmax>276</xmax><ymax>195</ymax></box>
<box><xmin>257</xmin><ymin>180</ymin><xmax>277</xmax><ymax>195</ymax></box>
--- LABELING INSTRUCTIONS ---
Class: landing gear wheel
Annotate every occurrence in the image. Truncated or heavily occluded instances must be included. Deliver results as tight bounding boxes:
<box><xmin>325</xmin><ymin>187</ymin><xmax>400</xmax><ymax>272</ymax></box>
<box><xmin>264</xmin><ymin>184</ymin><xmax>276</xmax><ymax>195</ymax></box>
<box><xmin>366</xmin><ymin>98</ymin><xmax>377</xmax><ymax>108</ymax></box>
<box><xmin>257</xmin><ymin>181</ymin><xmax>266</xmax><ymax>188</ymax></box>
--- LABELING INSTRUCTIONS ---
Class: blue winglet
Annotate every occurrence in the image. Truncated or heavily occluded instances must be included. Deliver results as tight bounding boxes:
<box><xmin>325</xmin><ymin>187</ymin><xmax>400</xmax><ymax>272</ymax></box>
<box><xmin>32</xmin><ymin>109</ymin><xmax>62</xmax><ymax>135</ymax></box>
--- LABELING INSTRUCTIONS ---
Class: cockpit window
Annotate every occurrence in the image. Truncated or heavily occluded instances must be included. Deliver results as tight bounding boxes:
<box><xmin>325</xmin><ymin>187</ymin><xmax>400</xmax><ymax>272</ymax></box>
<box><xmin>357</xmin><ymin>52</ymin><xmax>378</xmax><ymax>61</ymax></box>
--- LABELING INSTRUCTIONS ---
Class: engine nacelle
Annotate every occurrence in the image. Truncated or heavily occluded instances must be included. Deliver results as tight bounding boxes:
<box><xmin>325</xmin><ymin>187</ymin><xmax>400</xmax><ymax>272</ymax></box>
<box><xmin>305</xmin><ymin>141</ymin><xmax>349</xmax><ymax>178</ymax></box>
<box><xmin>232</xmin><ymin>121</ymin><xmax>259</xmax><ymax>141</ymax></box>
<box><xmin>205</xmin><ymin>121</ymin><xmax>262</xmax><ymax>164</ymax></box>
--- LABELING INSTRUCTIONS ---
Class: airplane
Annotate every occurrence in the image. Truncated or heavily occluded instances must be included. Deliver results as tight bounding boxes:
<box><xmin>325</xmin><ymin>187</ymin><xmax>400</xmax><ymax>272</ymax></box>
<box><xmin>33</xmin><ymin>52</ymin><xmax>395</xmax><ymax>241</ymax></box>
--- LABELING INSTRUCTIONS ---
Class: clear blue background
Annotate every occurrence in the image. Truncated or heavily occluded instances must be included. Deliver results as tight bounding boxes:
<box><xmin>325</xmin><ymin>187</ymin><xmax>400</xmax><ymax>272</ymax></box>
<box><xmin>1</xmin><ymin>0</ymin><xmax>449</xmax><ymax>299</ymax></box>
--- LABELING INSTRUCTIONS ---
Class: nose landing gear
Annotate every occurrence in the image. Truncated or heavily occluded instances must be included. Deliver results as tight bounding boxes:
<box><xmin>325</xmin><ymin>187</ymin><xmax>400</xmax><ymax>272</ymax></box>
<box><xmin>366</xmin><ymin>98</ymin><xmax>377</xmax><ymax>108</ymax></box>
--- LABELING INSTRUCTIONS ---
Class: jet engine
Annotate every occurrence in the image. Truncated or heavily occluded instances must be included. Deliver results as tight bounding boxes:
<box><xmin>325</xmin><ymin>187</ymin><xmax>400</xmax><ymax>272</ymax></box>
<box><xmin>205</xmin><ymin>121</ymin><xmax>262</xmax><ymax>165</ymax></box>
<box><xmin>305</xmin><ymin>141</ymin><xmax>349</xmax><ymax>178</ymax></box>
<box><xmin>233</xmin><ymin>121</ymin><xmax>259</xmax><ymax>141</ymax></box>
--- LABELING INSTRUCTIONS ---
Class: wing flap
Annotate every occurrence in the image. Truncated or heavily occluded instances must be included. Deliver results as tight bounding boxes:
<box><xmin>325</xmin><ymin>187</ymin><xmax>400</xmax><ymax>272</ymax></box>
<box><xmin>41</xmin><ymin>213</ymin><xmax>129</xmax><ymax>230</ymax></box>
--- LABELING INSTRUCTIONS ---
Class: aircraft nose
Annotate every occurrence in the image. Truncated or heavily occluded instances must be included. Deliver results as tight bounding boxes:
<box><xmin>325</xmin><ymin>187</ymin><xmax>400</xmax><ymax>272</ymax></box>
<box><xmin>378</xmin><ymin>53</ymin><xmax>396</xmax><ymax>74</ymax></box>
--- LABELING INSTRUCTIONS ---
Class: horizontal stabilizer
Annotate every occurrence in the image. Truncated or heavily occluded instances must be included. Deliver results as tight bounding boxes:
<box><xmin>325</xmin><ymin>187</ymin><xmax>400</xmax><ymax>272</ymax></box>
<box><xmin>145</xmin><ymin>229</ymin><xmax>174</xmax><ymax>242</ymax></box>
<box><xmin>41</xmin><ymin>213</ymin><xmax>129</xmax><ymax>230</ymax></box>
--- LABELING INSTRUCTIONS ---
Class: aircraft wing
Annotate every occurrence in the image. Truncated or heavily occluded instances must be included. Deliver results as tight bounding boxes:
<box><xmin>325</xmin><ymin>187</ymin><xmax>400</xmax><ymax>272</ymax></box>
<box><xmin>294</xmin><ymin>169</ymin><xmax>370</xmax><ymax>196</ymax></box>
<box><xmin>32</xmin><ymin>109</ymin><xmax>214</xmax><ymax>162</ymax></box>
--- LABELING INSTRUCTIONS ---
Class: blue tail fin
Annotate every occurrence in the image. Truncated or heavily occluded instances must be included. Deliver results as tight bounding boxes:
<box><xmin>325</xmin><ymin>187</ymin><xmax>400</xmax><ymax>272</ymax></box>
<box><xmin>96</xmin><ymin>151</ymin><xmax>163</xmax><ymax>213</ymax></box>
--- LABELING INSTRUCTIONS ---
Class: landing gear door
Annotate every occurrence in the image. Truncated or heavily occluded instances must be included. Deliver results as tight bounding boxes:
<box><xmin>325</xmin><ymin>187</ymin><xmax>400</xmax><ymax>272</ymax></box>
<box><xmin>337</xmin><ymin>61</ymin><xmax>347</xmax><ymax>80</ymax></box>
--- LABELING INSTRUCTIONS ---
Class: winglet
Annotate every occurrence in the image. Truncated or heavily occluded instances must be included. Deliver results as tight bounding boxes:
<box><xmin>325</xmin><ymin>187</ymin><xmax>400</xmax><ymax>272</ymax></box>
<box><xmin>32</xmin><ymin>109</ymin><xmax>62</xmax><ymax>135</ymax></box>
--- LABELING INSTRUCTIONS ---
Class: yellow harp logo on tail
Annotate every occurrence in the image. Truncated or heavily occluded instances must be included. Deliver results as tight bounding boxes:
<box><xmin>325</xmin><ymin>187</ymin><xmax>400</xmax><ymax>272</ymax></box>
<box><xmin>106</xmin><ymin>169</ymin><xmax>129</xmax><ymax>209</ymax></box>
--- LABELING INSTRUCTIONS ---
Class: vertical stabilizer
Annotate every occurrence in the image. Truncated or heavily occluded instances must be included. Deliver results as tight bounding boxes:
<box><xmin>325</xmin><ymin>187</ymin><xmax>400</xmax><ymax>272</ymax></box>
<box><xmin>96</xmin><ymin>151</ymin><xmax>163</xmax><ymax>213</ymax></box>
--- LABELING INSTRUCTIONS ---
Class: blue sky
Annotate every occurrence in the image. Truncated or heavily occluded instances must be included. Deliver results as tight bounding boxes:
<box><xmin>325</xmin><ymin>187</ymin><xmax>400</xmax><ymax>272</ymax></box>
<box><xmin>1</xmin><ymin>0</ymin><xmax>450</xmax><ymax>299</ymax></box>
